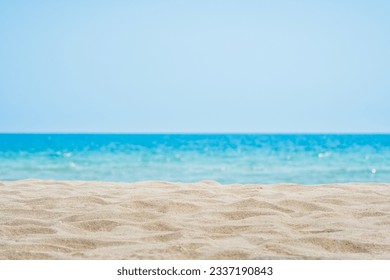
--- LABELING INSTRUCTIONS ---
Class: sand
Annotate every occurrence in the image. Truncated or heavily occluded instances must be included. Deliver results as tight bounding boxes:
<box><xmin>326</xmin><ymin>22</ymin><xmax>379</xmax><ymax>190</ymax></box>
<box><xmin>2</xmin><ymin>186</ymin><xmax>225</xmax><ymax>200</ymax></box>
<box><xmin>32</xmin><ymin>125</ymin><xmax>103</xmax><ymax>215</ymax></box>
<box><xmin>1</xmin><ymin>179</ymin><xmax>390</xmax><ymax>259</ymax></box>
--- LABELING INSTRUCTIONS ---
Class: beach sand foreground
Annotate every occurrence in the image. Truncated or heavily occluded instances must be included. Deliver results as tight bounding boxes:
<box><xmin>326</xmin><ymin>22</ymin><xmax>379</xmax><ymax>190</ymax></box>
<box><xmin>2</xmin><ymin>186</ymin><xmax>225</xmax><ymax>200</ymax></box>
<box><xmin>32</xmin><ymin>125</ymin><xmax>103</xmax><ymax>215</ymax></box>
<box><xmin>1</xmin><ymin>180</ymin><xmax>390</xmax><ymax>259</ymax></box>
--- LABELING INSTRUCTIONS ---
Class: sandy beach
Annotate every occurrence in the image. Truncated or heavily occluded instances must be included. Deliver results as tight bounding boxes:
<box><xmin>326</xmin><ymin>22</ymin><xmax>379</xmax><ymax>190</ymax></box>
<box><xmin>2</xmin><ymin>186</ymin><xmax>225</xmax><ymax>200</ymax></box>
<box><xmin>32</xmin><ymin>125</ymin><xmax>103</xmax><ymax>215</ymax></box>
<box><xmin>1</xmin><ymin>179</ymin><xmax>390</xmax><ymax>259</ymax></box>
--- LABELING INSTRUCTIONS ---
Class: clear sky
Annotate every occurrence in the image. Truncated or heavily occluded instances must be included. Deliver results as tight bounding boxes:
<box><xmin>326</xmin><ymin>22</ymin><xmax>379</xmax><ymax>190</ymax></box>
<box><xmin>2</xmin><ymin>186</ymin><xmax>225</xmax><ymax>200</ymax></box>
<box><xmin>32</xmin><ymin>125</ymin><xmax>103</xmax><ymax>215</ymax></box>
<box><xmin>0</xmin><ymin>0</ymin><xmax>389</xmax><ymax>133</ymax></box>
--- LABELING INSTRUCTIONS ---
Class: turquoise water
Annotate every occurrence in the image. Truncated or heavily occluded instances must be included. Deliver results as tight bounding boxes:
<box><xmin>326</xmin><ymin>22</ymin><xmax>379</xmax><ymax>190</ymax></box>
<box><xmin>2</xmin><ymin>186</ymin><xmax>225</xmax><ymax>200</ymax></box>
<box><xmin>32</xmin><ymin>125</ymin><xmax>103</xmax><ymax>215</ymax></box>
<box><xmin>0</xmin><ymin>134</ymin><xmax>389</xmax><ymax>184</ymax></box>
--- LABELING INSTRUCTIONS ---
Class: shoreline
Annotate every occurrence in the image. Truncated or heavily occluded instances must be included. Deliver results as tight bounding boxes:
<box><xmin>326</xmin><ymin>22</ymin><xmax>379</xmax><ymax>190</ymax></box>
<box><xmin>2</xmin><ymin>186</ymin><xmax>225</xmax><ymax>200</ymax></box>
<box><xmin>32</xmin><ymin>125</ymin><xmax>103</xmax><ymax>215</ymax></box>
<box><xmin>1</xmin><ymin>179</ymin><xmax>390</xmax><ymax>259</ymax></box>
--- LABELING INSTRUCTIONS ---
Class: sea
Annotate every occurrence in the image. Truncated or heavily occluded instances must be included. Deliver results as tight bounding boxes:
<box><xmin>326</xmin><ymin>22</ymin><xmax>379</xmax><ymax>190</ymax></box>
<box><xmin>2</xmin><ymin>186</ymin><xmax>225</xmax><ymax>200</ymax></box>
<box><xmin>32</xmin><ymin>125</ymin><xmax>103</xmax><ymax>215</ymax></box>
<box><xmin>0</xmin><ymin>134</ymin><xmax>389</xmax><ymax>184</ymax></box>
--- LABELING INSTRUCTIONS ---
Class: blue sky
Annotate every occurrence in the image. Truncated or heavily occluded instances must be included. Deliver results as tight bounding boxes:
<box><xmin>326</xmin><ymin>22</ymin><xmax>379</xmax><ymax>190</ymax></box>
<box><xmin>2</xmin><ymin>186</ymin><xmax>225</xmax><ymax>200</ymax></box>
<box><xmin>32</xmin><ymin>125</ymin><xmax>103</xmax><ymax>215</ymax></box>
<box><xmin>0</xmin><ymin>0</ymin><xmax>389</xmax><ymax>133</ymax></box>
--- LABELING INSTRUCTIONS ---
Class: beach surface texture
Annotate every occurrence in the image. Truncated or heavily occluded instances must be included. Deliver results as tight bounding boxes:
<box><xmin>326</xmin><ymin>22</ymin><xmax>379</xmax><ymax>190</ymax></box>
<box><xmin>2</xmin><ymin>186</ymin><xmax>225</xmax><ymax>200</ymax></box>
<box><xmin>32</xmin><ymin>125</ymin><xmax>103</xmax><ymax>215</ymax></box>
<box><xmin>1</xmin><ymin>180</ymin><xmax>390</xmax><ymax>259</ymax></box>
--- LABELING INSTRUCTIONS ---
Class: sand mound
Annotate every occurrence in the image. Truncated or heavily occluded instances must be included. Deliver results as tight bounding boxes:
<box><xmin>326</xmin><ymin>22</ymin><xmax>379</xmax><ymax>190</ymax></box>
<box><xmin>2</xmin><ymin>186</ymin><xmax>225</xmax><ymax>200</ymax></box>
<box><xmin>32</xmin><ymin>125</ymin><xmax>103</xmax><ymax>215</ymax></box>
<box><xmin>1</xmin><ymin>180</ymin><xmax>390</xmax><ymax>259</ymax></box>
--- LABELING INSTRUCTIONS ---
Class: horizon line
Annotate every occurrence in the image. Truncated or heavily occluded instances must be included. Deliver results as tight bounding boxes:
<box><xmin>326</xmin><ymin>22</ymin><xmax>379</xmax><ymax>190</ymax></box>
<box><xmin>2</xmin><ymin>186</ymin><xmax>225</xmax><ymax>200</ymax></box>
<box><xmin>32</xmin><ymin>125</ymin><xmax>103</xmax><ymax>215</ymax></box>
<box><xmin>0</xmin><ymin>132</ymin><xmax>389</xmax><ymax>135</ymax></box>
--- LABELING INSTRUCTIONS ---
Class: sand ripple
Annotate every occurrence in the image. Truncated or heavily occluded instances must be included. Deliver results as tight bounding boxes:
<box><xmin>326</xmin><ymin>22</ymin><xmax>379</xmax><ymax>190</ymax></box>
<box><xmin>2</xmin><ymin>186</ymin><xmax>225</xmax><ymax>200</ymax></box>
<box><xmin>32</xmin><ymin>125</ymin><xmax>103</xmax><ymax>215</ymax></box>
<box><xmin>1</xmin><ymin>180</ymin><xmax>390</xmax><ymax>259</ymax></box>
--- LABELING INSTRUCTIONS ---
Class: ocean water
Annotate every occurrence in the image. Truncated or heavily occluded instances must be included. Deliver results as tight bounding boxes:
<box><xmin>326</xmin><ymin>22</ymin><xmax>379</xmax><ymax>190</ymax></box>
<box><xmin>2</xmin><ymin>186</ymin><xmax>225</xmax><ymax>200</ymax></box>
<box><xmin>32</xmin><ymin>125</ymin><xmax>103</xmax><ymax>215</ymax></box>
<box><xmin>0</xmin><ymin>134</ymin><xmax>389</xmax><ymax>184</ymax></box>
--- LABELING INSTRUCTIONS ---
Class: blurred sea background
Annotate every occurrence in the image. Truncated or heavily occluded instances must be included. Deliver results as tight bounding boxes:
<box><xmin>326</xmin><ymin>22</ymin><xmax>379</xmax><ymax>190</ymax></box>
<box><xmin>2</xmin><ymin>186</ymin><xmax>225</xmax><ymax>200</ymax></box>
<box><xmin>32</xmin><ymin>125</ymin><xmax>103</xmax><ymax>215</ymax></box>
<box><xmin>0</xmin><ymin>134</ymin><xmax>389</xmax><ymax>184</ymax></box>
